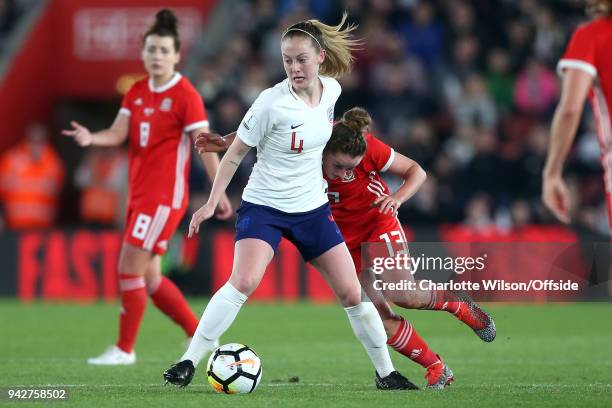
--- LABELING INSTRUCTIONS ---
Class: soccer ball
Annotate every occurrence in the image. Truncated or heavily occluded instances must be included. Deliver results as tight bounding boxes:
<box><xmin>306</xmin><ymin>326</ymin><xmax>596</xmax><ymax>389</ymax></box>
<box><xmin>206</xmin><ymin>343</ymin><xmax>262</xmax><ymax>394</ymax></box>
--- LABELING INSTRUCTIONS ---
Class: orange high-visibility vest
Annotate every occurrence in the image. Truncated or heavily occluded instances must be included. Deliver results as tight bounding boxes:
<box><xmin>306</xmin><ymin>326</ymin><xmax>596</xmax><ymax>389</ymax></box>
<box><xmin>0</xmin><ymin>142</ymin><xmax>65</xmax><ymax>229</ymax></box>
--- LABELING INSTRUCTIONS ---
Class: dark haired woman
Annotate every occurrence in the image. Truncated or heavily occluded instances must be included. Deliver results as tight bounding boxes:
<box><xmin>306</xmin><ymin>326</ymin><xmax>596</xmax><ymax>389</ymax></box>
<box><xmin>64</xmin><ymin>9</ymin><xmax>232</xmax><ymax>365</ymax></box>
<box><xmin>323</xmin><ymin>107</ymin><xmax>496</xmax><ymax>388</ymax></box>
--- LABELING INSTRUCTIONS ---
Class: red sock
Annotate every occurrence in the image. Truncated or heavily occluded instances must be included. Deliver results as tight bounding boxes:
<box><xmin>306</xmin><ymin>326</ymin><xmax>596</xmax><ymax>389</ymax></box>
<box><xmin>422</xmin><ymin>290</ymin><xmax>461</xmax><ymax>315</ymax></box>
<box><xmin>149</xmin><ymin>276</ymin><xmax>198</xmax><ymax>337</ymax></box>
<box><xmin>387</xmin><ymin>317</ymin><xmax>440</xmax><ymax>368</ymax></box>
<box><xmin>116</xmin><ymin>274</ymin><xmax>147</xmax><ymax>353</ymax></box>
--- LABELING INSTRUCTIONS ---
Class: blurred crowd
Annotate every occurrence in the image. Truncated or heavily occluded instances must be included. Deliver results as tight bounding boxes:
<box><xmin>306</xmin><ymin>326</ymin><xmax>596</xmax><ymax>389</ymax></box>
<box><xmin>0</xmin><ymin>0</ymin><xmax>20</xmax><ymax>55</ymax></box>
<box><xmin>191</xmin><ymin>0</ymin><xmax>608</xmax><ymax>236</ymax></box>
<box><xmin>0</xmin><ymin>123</ymin><xmax>128</xmax><ymax>231</ymax></box>
<box><xmin>0</xmin><ymin>0</ymin><xmax>609</xmax><ymax>237</ymax></box>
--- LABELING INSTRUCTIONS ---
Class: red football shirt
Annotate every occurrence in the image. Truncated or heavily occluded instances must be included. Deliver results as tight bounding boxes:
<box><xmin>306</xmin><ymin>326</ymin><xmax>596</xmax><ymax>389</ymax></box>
<box><xmin>120</xmin><ymin>73</ymin><xmax>208</xmax><ymax>209</ymax></box>
<box><xmin>325</xmin><ymin>133</ymin><xmax>396</xmax><ymax>249</ymax></box>
<box><xmin>558</xmin><ymin>17</ymin><xmax>612</xmax><ymax>191</ymax></box>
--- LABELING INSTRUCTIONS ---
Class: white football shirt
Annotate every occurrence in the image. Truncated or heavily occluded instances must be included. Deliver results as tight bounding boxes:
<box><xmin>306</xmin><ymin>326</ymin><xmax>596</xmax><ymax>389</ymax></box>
<box><xmin>236</xmin><ymin>76</ymin><xmax>341</xmax><ymax>213</ymax></box>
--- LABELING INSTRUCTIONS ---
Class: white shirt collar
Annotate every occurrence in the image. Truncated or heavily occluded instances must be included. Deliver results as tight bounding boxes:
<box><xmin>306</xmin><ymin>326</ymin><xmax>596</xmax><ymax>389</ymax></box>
<box><xmin>148</xmin><ymin>72</ymin><xmax>182</xmax><ymax>93</ymax></box>
<box><xmin>287</xmin><ymin>76</ymin><xmax>326</xmax><ymax>107</ymax></box>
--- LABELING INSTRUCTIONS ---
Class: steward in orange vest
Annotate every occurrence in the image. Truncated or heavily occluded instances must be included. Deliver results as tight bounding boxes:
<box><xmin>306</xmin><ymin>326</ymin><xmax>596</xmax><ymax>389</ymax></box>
<box><xmin>0</xmin><ymin>124</ymin><xmax>65</xmax><ymax>229</ymax></box>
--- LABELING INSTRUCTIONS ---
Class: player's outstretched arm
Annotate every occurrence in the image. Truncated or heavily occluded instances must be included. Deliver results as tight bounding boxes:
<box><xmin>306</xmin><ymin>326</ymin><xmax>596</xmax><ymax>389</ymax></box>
<box><xmin>543</xmin><ymin>68</ymin><xmax>593</xmax><ymax>224</ymax></box>
<box><xmin>195</xmin><ymin>131</ymin><xmax>235</xmax><ymax>153</ymax></box>
<box><xmin>62</xmin><ymin>113</ymin><xmax>129</xmax><ymax>147</ymax></box>
<box><xmin>190</xmin><ymin>127</ymin><xmax>234</xmax><ymax>220</ymax></box>
<box><xmin>372</xmin><ymin>153</ymin><xmax>426</xmax><ymax>216</ymax></box>
<box><xmin>188</xmin><ymin>137</ymin><xmax>251</xmax><ymax>237</ymax></box>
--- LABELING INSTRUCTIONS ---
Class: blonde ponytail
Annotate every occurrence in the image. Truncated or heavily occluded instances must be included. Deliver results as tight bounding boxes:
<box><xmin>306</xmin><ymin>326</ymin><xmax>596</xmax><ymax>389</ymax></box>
<box><xmin>310</xmin><ymin>13</ymin><xmax>360</xmax><ymax>78</ymax></box>
<box><xmin>282</xmin><ymin>12</ymin><xmax>361</xmax><ymax>78</ymax></box>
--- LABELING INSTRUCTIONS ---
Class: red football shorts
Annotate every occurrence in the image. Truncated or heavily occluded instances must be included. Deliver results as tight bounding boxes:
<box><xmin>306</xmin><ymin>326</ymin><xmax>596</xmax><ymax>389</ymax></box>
<box><xmin>347</xmin><ymin>218</ymin><xmax>409</xmax><ymax>275</ymax></box>
<box><xmin>123</xmin><ymin>203</ymin><xmax>187</xmax><ymax>255</ymax></box>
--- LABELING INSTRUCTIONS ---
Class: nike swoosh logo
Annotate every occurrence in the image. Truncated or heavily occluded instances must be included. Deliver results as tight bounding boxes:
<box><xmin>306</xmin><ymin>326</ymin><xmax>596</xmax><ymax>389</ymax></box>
<box><xmin>227</xmin><ymin>358</ymin><xmax>257</xmax><ymax>369</ymax></box>
<box><xmin>291</xmin><ymin>123</ymin><xmax>304</xmax><ymax>129</ymax></box>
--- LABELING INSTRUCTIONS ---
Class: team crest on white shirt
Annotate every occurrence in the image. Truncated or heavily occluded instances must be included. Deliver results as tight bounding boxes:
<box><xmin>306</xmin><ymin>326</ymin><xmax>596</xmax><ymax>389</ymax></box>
<box><xmin>327</xmin><ymin>105</ymin><xmax>335</xmax><ymax>123</ymax></box>
<box><xmin>160</xmin><ymin>98</ymin><xmax>172</xmax><ymax>111</ymax></box>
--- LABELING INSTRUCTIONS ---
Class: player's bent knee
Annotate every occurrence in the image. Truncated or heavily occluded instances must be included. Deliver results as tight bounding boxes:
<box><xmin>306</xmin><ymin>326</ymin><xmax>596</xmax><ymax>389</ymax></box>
<box><xmin>229</xmin><ymin>276</ymin><xmax>259</xmax><ymax>297</ymax></box>
<box><xmin>337</xmin><ymin>290</ymin><xmax>362</xmax><ymax>307</ymax></box>
<box><xmin>118</xmin><ymin>244</ymin><xmax>152</xmax><ymax>276</ymax></box>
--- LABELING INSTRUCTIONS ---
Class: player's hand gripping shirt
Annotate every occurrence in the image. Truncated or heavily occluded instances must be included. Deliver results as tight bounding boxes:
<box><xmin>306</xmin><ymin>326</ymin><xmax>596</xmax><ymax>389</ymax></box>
<box><xmin>236</xmin><ymin>76</ymin><xmax>341</xmax><ymax>213</ymax></box>
<box><xmin>119</xmin><ymin>73</ymin><xmax>208</xmax><ymax>209</ymax></box>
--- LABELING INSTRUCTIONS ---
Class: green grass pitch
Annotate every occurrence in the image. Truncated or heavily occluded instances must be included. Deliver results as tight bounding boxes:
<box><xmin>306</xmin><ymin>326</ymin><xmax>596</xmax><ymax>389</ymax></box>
<box><xmin>2</xmin><ymin>300</ymin><xmax>611</xmax><ymax>407</ymax></box>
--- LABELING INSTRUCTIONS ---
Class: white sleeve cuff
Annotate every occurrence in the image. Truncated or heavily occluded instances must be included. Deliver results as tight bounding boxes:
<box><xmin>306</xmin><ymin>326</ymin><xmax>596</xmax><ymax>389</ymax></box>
<box><xmin>184</xmin><ymin>120</ymin><xmax>209</xmax><ymax>134</ymax></box>
<box><xmin>119</xmin><ymin>108</ymin><xmax>131</xmax><ymax>116</ymax></box>
<box><xmin>380</xmin><ymin>149</ymin><xmax>395</xmax><ymax>172</ymax></box>
<box><xmin>557</xmin><ymin>59</ymin><xmax>597</xmax><ymax>78</ymax></box>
